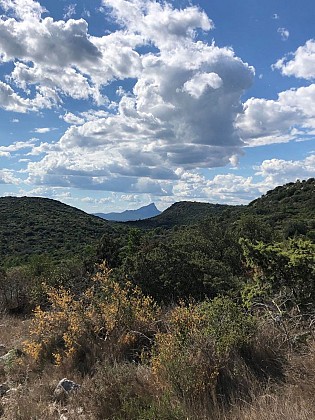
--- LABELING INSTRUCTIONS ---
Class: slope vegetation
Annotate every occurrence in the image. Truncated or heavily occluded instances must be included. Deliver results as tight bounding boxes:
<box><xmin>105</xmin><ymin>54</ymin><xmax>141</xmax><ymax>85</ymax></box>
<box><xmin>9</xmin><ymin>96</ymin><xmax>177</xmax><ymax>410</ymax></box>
<box><xmin>249</xmin><ymin>178</ymin><xmax>315</xmax><ymax>238</ymax></box>
<box><xmin>0</xmin><ymin>178</ymin><xmax>313</xmax><ymax>264</ymax></box>
<box><xmin>0</xmin><ymin>196</ymin><xmax>112</xmax><ymax>264</ymax></box>
<box><xmin>127</xmin><ymin>201</ymin><xmax>244</xmax><ymax>229</ymax></box>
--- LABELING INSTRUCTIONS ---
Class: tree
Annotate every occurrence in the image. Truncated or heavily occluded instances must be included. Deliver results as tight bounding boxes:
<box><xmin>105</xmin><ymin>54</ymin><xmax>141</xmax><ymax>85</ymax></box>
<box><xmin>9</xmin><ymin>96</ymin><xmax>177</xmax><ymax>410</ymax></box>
<box><xmin>241</xmin><ymin>238</ymin><xmax>315</xmax><ymax>310</ymax></box>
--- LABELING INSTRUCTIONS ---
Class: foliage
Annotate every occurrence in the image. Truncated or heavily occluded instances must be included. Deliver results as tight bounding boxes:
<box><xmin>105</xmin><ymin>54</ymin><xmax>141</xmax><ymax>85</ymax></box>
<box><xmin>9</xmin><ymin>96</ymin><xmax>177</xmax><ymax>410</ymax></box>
<box><xmin>1</xmin><ymin>178</ymin><xmax>315</xmax><ymax>419</ymax></box>
<box><xmin>121</xmin><ymin>220</ymin><xmax>243</xmax><ymax>302</ymax></box>
<box><xmin>151</xmin><ymin>298</ymin><xmax>255</xmax><ymax>411</ymax></box>
<box><xmin>249</xmin><ymin>178</ymin><xmax>315</xmax><ymax>240</ymax></box>
<box><xmin>0</xmin><ymin>265</ymin><xmax>32</xmax><ymax>313</ymax></box>
<box><xmin>126</xmin><ymin>201</ymin><xmax>244</xmax><ymax>229</ymax></box>
<box><xmin>24</xmin><ymin>263</ymin><xmax>160</xmax><ymax>370</ymax></box>
<box><xmin>0</xmin><ymin>178</ymin><xmax>313</xmax><ymax>269</ymax></box>
<box><xmin>0</xmin><ymin>255</ymin><xmax>91</xmax><ymax>313</ymax></box>
<box><xmin>241</xmin><ymin>238</ymin><xmax>315</xmax><ymax>310</ymax></box>
<box><xmin>234</xmin><ymin>214</ymin><xmax>274</xmax><ymax>243</ymax></box>
<box><xmin>0</xmin><ymin>196</ymin><xmax>115</xmax><ymax>264</ymax></box>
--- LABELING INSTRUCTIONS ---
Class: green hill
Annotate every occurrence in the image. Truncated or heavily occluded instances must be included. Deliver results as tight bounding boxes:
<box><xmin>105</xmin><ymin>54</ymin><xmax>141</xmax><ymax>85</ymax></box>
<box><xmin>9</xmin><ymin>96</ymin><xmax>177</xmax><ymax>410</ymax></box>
<box><xmin>249</xmin><ymin>178</ymin><xmax>314</xmax><ymax>217</ymax></box>
<box><xmin>0</xmin><ymin>196</ymin><xmax>113</xmax><ymax>264</ymax></box>
<box><xmin>0</xmin><ymin>179</ymin><xmax>314</xmax><ymax>264</ymax></box>
<box><xmin>126</xmin><ymin>201</ymin><xmax>244</xmax><ymax>229</ymax></box>
<box><xmin>248</xmin><ymin>178</ymin><xmax>315</xmax><ymax>239</ymax></box>
<box><xmin>128</xmin><ymin>178</ymin><xmax>315</xmax><ymax>237</ymax></box>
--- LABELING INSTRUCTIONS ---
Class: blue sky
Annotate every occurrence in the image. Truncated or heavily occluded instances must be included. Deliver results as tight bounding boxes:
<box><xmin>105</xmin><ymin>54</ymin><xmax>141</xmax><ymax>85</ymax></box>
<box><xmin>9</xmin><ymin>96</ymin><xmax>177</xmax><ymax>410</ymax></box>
<box><xmin>0</xmin><ymin>0</ymin><xmax>314</xmax><ymax>212</ymax></box>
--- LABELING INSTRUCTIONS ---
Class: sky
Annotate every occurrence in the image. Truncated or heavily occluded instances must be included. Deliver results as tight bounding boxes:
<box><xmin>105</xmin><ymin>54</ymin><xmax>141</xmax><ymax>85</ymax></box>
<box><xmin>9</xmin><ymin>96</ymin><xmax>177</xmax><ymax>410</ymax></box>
<box><xmin>0</xmin><ymin>0</ymin><xmax>314</xmax><ymax>213</ymax></box>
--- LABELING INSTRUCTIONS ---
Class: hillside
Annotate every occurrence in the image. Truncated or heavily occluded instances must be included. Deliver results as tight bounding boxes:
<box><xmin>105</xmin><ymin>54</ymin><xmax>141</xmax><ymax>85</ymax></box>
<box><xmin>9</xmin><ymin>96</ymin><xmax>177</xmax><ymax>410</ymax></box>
<box><xmin>0</xmin><ymin>179</ymin><xmax>313</xmax><ymax>264</ymax></box>
<box><xmin>0</xmin><ymin>196</ymin><xmax>113</xmax><ymax>264</ymax></box>
<box><xmin>250</xmin><ymin>178</ymin><xmax>314</xmax><ymax>217</ymax></box>
<box><xmin>249</xmin><ymin>178</ymin><xmax>315</xmax><ymax>238</ymax></box>
<box><xmin>128</xmin><ymin>179</ymin><xmax>315</xmax><ymax>236</ymax></box>
<box><xmin>127</xmin><ymin>201</ymin><xmax>244</xmax><ymax>229</ymax></box>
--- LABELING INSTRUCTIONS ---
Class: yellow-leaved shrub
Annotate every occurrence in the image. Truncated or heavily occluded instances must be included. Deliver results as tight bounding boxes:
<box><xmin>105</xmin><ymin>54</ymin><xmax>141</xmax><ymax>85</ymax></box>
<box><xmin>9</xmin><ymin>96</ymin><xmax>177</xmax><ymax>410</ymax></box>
<box><xmin>24</xmin><ymin>263</ymin><xmax>160</xmax><ymax>370</ymax></box>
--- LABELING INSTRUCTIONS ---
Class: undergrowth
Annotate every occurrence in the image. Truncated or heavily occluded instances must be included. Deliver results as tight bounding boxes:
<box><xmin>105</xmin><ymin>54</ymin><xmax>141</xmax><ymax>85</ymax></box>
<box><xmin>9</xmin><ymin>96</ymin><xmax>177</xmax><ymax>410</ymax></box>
<box><xmin>0</xmin><ymin>263</ymin><xmax>314</xmax><ymax>419</ymax></box>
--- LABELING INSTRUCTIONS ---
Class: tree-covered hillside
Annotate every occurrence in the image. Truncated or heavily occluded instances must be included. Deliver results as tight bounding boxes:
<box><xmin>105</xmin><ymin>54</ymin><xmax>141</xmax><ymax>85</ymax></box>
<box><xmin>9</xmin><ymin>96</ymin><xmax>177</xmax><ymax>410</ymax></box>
<box><xmin>0</xmin><ymin>179</ymin><xmax>313</xmax><ymax>266</ymax></box>
<box><xmin>126</xmin><ymin>201</ymin><xmax>244</xmax><ymax>229</ymax></box>
<box><xmin>0</xmin><ymin>196</ymin><xmax>115</xmax><ymax>265</ymax></box>
<box><xmin>248</xmin><ymin>178</ymin><xmax>315</xmax><ymax>239</ymax></box>
<box><xmin>129</xmin><ymin>178</ymin><xmax>315</xmax><ymax>237</ymax></box>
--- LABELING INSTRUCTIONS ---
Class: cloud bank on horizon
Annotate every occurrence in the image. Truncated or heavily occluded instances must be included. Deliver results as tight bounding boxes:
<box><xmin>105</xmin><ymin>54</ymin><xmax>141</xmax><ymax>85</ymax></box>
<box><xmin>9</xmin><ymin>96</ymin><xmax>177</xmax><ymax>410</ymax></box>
<box><xmin>0</xmin><ymin>0</ymin><xmax>314</xmax><ymax>211</ymax></box>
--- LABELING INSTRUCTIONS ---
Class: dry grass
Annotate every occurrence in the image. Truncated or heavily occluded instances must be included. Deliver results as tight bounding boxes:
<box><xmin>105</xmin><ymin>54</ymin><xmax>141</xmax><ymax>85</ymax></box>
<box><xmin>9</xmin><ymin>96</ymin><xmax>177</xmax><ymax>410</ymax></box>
<box><xmin>0</xmin><ymin>315</ymin><xmax>31</xmax><ymax>384</ymax></box>
<box><xmin>0</xmin><ymin>315</ymin><xmax>31</xmax><ymax>350</ymax></box>
<box><xmin>0</xmin><ymin>312</ymin><xmax>315</xmax><ymax>420</ymax></box>
<box><xmin>228</xmin><ymin>342</ymin><xmax>315</xmax><ymax>420</ymax></box>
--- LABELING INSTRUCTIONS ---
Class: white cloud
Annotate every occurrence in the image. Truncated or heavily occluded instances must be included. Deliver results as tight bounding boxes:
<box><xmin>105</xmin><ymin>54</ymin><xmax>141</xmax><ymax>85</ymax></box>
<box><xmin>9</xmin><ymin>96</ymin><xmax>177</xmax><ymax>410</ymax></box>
<box><xmin>33</xmin><ymin>127</ymin><xmax>53</xmax><ymax>134</ymax></box>
<box><xmin>18</xmin><ymin>186</ymin><xmax>73</xmax><ymax>201</ymax></box>
<box><xmin>0</xmin><ymin>0</ymin><xmax>45</xmax><ymax>20</ymax></box>
<box><xmin>256</xmin><ymin>155</ymin><xmax>315</xmax><ymax>185</ymax></box>
<box><xmin>0</xmin><ymin>151</ymin><xmax>10</xmax><ymax>157</ymax></box>
<box><xmin>0</xmin><ymin>13</ymin><xmax>110</xmax><ymax>105</ymax></box>
<box><xmin>170</xmin><ymin>170</ymin><xmax>264</xmax><ymax>204</ymax></box>
<box><xmin>237</xmin><ymin>84</ymin><xmax>315</xmax><ymax>146</ymax></box>
<box><xmin>277</xmin><ymin>27</ymin><xmax>289</xmax><ymax>41</ymax></box>
<box><xmin>61</xmin><ymin>112</ymin><xmax>85</xmax><ymax>125</ymax></box>
<box><xmin>182</xmin><ymin>72</ymin><xmax>223</xmax><ymax>98</ymax></box>
<box><xmin>170</xmin><ymin>153</ymin><xmax>315</xmax><ymax>205</ymax></box>
<box><xmin>102</xmin><ymin>0</ymin><xmax>213</xmax><ymax>49</ymax></box>
<box><xmin>274</xmin><ymin>39</ymin><xmax>315</xmax><ymax>79</ymax></box>
<box><xmin>0</xmin><ymin>169</ymin><xmax>20</xmax><ymax>184</ymax></box>
<box><xmin>1</xmin><ymin>0</ymin><xmax>313</xmax><ymax>204</ymax></box>
<box><xmin>21</xmin><ymin>0</ymin><xmax>254</xmax><ymax>193</ymax></box>
<box><xmin>63</xmin><ymin>3</ymin><xmax>76</xmax><ymax>20</ymax></box>
<box><xmin>0</xmin><ymin>0</ymin><xmax>244</xmax><ymax>116</ymax></box>
<box><xmin>0</xmin><ymin>138</ymin><xmax>38</xmax><ymax>153</ymax></box>
<box><xmin>0</xmin><ymin>81</ymin><xmax>55</xmax><ymax>112</ymax></box>
<box><xmin>27</xmin><ymin>141</ymin><xmax>59</xmax><ymax>156</ymax></box>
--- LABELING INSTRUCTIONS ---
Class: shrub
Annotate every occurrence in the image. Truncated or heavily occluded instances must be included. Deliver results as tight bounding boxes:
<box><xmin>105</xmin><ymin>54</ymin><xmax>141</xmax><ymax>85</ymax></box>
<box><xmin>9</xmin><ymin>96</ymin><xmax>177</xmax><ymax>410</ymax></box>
<box><xmin>0</xmin><ymin>266</ymin><xmax>33</xmax><ymax>313</ymax></box>
<box><xmin>24</xmin><ymin>263</ymin><xmax>160</xmax><ymax>372</ymax></box>
<box><xmin>73</xmin><ymin>362</ymin><xmax>185</xmax><ymax>420</ymax></box>
<box><xmin>241</xmin><ymin>238</ymin><xmax>315</xmax><ymax>310</ymax></box>
<box><xmin>151</xmin><ymin>297</ymin><xmax>256</xmax><ymax>415</ymax></box>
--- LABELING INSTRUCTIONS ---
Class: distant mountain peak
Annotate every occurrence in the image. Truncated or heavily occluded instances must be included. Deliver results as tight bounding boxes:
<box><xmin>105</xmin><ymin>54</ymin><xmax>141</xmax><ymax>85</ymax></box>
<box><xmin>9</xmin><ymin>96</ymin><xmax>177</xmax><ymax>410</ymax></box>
<box><xmin>93</xmin><ymin>203</ymin><xmax>161</xmax><ymax>222</ymax></box>
<box><xmin>141</xmin><ymin>203</ymin><xmax>158</xmax><ymax>210</ymax></box>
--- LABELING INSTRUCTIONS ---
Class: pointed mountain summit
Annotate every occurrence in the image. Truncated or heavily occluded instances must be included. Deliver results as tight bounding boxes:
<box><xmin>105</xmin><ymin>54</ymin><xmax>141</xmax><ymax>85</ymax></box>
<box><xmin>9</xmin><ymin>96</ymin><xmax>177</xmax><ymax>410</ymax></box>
<box><xmin>94</xmin><ymin>203</ymin><xmax>161</xmax><ymax>222</ymax></box>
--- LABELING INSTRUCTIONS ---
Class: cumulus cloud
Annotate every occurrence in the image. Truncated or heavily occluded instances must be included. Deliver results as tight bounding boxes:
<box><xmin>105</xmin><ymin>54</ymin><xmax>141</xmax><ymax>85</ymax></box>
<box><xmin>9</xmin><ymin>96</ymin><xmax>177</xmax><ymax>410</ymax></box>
<box><xmin>237</xmin><ymin>84</ymin><xmax>315</xmax><ymax>146</ymax></box>
<box><xmin>0</xmin><ymin>169</ymin><xmax>20</xmax><ymax>184</ymax></box>
<box><xmin>182</xmin><ymin>72</ymin><xmax>223</xmax><ymax>98</ymax></box>
<box><xmin>0</xmin><ymin>138</ymin><xmax>38</xmax><ymax>154</ymax></box>
<box><xmin>256</xmin><ymin>155</ymin><xmax>315</xmax><ymax>185</ymax></box>
<box><xmin>2</xmin><ymin>0</ymin><xmax>314</xmax><ymax>203</ymax></box>
<box><xmin>0</xmin><ymin>0</ymin><xmax>45</xmax><ymax>20</ymax></box>
<box><xmin>170</xmin><ymin>152</ymin><xmax>315</xmax><ymax>205</ymax></box>
<box><xmin>274</xmin><ymin>39</ymin><xmax>315</xmax><ymax>80</ymax></box>
<box><xmin>0</xmin><ymin>8</ymin><xmax>114</xmax><ymax>105</ymax></box>
<box><xmin>103</xmin><ymin>0</ymin><xmax>213</xmax><ymax>49</ymax></box>
<box><xmin>0</xmin><ymin>151</ymin><xmax>10</xmax><ymax>157</ymax></box>
<box><xmin>0</xmin><ymin>80</ymin><xmax>55</xmax><ymax>112</ymax></box>
<box><xmin>15</xmin><ymin>0</ymin><xmax>254</xmax><ymax>193</ymax></box>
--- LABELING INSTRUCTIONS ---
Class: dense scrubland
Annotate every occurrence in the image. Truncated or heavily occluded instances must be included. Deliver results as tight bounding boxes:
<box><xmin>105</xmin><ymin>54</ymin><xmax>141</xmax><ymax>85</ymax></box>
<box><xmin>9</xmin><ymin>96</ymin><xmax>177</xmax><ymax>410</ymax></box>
<box><xmin>0</xmin><ymin>178</ymin><xmax>314</xmax><ymax>419</ymax></box>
